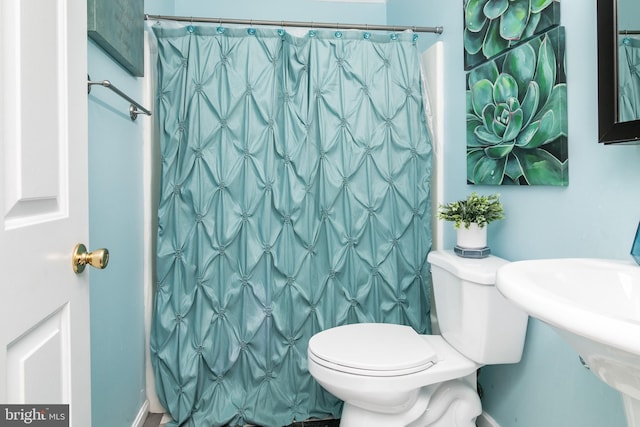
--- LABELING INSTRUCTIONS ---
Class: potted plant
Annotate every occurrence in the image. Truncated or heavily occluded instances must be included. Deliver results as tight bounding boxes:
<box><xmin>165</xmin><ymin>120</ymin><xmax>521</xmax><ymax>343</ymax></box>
<box><xmin>438</xmin><ymin>192</ymin><xmax>504</xmax><ymax>250</ymax></box>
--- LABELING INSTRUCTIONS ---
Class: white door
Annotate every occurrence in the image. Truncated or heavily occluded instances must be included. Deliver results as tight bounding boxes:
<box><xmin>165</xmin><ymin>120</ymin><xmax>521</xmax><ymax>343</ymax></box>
<box><xmin>0</xmin><ymin>0</ymin><xmax>92</xmax><ymax>425</ymax></box>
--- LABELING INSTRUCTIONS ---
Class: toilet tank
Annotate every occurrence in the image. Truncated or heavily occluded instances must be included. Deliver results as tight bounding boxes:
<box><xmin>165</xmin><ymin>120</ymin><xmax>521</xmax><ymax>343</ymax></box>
<box><xmin>427</xmin><ymin>250</ymin><xmax>528</xmax><ymax>365</ymax></box>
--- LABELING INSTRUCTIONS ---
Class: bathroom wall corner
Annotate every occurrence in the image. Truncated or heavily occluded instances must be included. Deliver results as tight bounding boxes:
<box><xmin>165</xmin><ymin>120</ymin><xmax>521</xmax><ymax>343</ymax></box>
<box><xmin>476</xmin><ymin>411</ymin><xmax>500</xmax><ymax>427</ymax></box>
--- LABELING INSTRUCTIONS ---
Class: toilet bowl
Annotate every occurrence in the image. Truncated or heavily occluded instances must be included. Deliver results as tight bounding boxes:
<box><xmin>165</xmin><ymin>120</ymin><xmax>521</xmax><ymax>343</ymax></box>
<box><xmin>308</xmin><ymin>325</ymin><xmax>481</xmax><ymax>427</ymax></box>
<box><xmin>307</xmin><ymin>250</ymin><xmax>528</xmax><ymax>427</ymax></box>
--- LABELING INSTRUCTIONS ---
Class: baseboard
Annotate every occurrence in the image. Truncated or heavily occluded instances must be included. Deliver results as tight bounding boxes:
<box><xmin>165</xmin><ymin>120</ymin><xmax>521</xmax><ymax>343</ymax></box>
<box><xmin>132</xmin><ymin>400</ymin><xmax>150</xmax><ymax>427</ymax></box>
<box><xmin>476</xmin><ymin>411</ymin><xmax>500</xmax><ymax>427</ymax></box>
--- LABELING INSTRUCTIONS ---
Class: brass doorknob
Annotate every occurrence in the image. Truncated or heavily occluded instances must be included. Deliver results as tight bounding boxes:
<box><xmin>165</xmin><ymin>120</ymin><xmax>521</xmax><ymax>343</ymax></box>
<box><xmin>72</xmin><ymin>243</ymin><xmax>109</xmax><ymax>273</ymax></box>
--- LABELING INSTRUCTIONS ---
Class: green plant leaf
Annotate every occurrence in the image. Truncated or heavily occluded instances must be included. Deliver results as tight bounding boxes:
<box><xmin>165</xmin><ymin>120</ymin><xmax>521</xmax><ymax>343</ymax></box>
<box><xmin>471</xmin><ymin>79</ymin><xmax>494</xmax><ymax>117</ymax></box>
<box><xmin>531</xmin><ymin>0</ymin><xmax>553</xmax><ymax>14</ymax></box>
<box><xmin>468</xmin><ymin>61</ymin><xmax>500</xmax><ymax>89</ymax></box>
<box><xmin>504</xmin><ymin>153</ymin><xmax>524</xmax><ymax>182</ymax></box>
<box><xmin>482</xmin><ymin>103</ymin><xmax>496</xmax><ymax>132</ymax></box>
<box><xmin>534</xmin><ymin>4</ymin><xmax>560</xmax><ymax>36</ymax></box>
<box><xmin>515</xmin><ymin>147</ymin><xmax>567</xmax><ymax>185</ymax></box>
<box><xmin>491</xmin><ymin>112</ymin><xmax>507</xmax><ymax>139</ymax></box>
<box><xmin>515</xmin><ymin>119</ymin><xmax>540</xmax><ymax>147</ymax></box>
<box><xmin>535</xmin><ymin>33</ymin><xmax>557</xmax><ymax>107</ymax></box>
<box><xmin>507</xmin><ymin>96</ymin><xmax>521</xmax><ymax>111</ymax></box>
<box><xmin>531</xmin><ymin>83</ymin><xmax>567</xmax><ymax>144</ymax></box>
<box><xmin>535</xmin><ymin>83</ymin><xmax>566</xmax><ymax>119</ymax></box>
<box><xmin>502</xmin><ymin>108</ymin><xmax>524</xmax><ymax>141</ymax></box>
<box><xmin>438</xmin><ymin>192</ymin><xmax>504</xmax><ymax>227</ymax></box>
<box><xmin>518</xmin><ymin>110</ymin><xmax>555</xmax><ymax>148</ymax></box>
<box><xmin>485</xmin><ymin>103</ymin><xmax>510</xmax><ymax>137</ymax></box>
<box><xmin>499</xmin><ymin>0</ymin><xmax>530</xmax><ymax>40</ymax></box>
<box><xmin>476</xmin><ymin>124</ymin><xmax>503</xmax><ymax>144</ymax></box>
<box><xmin>483</xmin><ymin>19</ymin><xmax>509</xmax><ymax>58</ymax></box>
<box><xmin>466</xmin><ymin>90</ymin><xmax>474</xmax><ymax>114</ymax></box>
<box><xmin>502</xmin><ymin>43</ymin><xmax>536</xmax><ymax>100</ymax></box>
<box><xmin>483</xmin><ymin>0</ymin><xmax>509</xmax><ymax>19</ymax></box>
<box><xmin>484</xmin><ymin>141</ymin><xmax>515</xmax><ymax>159</ymax></box>
<box><xmin>493</xmin><ymin>73</ymin><xmax>519</xmax><ymax>105</ymax></box>
<box><xmin>520</xmin><ymin>81</ymin><xmax>540</xmax><ymax>128</ymax></box>
<box><xmin>467</xmin><ymin>114</ymin><xmax>486</xmax><ymax>147</ymax></box>
<box><xmin>492</xmin><ymin>103</ymin><xmax>510</xmax><ymax>138</ymax></box>
<box><xmin>464</xmin><ymin>25</ymin><xmax>486</xmax><ymax>55</ymax></box>
<box><xmin>467</xmin><ymin>149</ymin><xmax>486</xmax><ymax>183</ymax></box>
<box><xmin>465</xmin><ymin>0</ymin><xmax>490</xmax><ymax>32</ymax></box>
<box><xmin>472</xmin><ymin>155</ymin><xmax>507</xmax><ymax>185</ymax></box>
<box><xmin>520</xmin><ymin>7</ymin><xmax>542</xmax><ymax>40</ymax></box>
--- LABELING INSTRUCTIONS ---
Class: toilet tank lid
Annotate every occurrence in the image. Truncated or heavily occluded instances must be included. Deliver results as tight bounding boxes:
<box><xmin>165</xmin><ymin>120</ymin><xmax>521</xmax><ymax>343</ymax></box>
<box><xmin>427</xmin><ymin>250</ymin><xmax>509</xmax><ymax>285</ymax></box>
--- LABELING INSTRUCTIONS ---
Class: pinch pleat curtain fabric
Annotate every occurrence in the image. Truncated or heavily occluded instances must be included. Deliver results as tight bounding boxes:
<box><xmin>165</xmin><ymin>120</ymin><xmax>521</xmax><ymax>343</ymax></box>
<box><xmin>619</xmin><ymin>35</ymin><xmax>640</xmax><ymax>122</ymax></box>
<box><xmin>151</xmin><ymin>23</ymin><xmax>433</xmax><ymax>427</ymax></box>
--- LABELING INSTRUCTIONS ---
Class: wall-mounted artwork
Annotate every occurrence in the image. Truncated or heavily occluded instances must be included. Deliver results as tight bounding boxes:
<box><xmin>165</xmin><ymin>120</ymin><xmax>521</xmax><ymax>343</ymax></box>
<box><xmin>88</xmin><ymin>0</ymin><xmax>144</xmax><ymax>77</ymax></box>
<box><xmin>466</xmin><ymin>26</ymin><xmax>567</xmax><ymax>186</ymax></box>
<box><xmin>463</xmin><ymin>0</ymin><xmax>561</xmax><ymax>70</ymax></box>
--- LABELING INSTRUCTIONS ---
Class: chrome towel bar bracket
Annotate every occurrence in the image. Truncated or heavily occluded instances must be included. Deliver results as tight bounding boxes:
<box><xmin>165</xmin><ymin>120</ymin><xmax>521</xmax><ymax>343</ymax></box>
<box><xmin>87</xmin><ymin>75</ymin><xmax>152</xmax><ymax>121</ymax></box>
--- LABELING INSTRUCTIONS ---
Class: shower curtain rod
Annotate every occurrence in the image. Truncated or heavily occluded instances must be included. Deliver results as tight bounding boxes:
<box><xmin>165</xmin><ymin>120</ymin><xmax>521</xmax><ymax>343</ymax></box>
<box><xmin>620</xmin><ymin>29</ymin><xmax>640</xmax><ymax>35</ymax></box>
<box><xmin>145</xmin><ymin>14</ymin><xmax>443</xmax><ymax>34</ymax></box>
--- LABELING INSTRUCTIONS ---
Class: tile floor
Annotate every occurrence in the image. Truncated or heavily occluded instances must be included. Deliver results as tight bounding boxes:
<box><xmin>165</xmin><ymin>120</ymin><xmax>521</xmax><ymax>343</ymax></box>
<box><xmin>142</xmin><ymin>413</ymin><xmax>163</xmax><ymax>427</ymax></box>
<box><xmin>142</xmin><ymin>413</ymin><xmax>340</xmax><ymax>427</ymax></box>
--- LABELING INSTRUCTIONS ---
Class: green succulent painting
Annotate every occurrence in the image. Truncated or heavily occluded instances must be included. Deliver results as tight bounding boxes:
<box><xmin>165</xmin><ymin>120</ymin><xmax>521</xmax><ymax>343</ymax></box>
<box><xmin>466</xmin><ymin>26</ymin><xmax>567</xmax><ymax>186</ymax></box>
<box><xmin>464</xmin><ymin>0</ymin><xmax>560</xmax><ymax>69</ymax></box>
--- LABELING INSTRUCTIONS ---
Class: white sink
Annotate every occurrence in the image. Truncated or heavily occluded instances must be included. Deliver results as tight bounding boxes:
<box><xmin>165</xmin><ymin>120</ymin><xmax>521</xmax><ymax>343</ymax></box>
<box><xmin>496</xmin><ymin>258</ymin><xmax>640</xmax><ymax>427</ymax></box>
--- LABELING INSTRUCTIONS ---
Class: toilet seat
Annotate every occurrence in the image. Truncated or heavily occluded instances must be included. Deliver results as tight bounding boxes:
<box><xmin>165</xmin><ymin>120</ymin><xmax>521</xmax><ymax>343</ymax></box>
<box><xmin>308</xmin><ymin>323</ymin><xmax>437</xmax><ymax>377</ymax></box>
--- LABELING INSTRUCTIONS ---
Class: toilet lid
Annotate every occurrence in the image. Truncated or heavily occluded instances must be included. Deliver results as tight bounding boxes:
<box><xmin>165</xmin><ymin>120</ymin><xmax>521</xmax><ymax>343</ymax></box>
<box><xmin>308</xmin><ymin>323</ymin><xmax>437</xmax><ymax>374</ymax></box>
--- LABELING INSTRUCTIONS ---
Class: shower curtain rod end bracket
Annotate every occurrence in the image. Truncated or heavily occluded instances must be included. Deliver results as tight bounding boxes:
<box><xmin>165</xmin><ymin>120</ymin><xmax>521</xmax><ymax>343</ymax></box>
<box><xmin>129</xmin><ymin>105</ymin><xmax>139</xmax><ymax>121</ymax></box>
<box><xmin>128</xmin><ymin>105</ymin><xmax>152</xmax><ymax>120</ymax></box>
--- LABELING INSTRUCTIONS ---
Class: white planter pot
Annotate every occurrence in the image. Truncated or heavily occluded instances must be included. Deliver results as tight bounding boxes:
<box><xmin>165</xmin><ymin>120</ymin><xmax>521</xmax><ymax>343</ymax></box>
<box><xmin>456</xmin><ymin>223</ymin><xmax>487</xmax><ymax>249</ymax></box>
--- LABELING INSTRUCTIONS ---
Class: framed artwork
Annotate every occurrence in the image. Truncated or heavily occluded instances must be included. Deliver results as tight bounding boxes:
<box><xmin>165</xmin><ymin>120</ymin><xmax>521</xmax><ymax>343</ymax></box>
<box><xmin>632</xmin><ymin>221</ymin><xmax>640</xmax><ymax>264</ymax></box>
<box><xmin>463</xmin><ymin>0</ymin><xmax>561</xmax><ymax>70</ymax></box>
<box><xmin>88</xmin><ymin>0</ymin><xmax>144</xmax><ymax>77</ymax></box>
<box><xmin>466</xmin><ymin>26</ymin><xmax>568</xmax><ymax>186</ymax></box>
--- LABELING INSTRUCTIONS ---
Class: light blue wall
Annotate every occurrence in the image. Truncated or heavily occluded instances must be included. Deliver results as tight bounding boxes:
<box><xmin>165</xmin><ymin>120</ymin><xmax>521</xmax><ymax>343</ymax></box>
<box><xmin>407</xmin><ymin>0</ymin><xmax>640</xmax><ymax>426</ymax></box>
<box><xmin>88</xmin><ymin>40</ymin><xmax>147</xmax><ymax>427</ymax></box>
<box><xmin>139</xmin><ymin>1</ymin><xmax>640</xmax><ymax>426</ymax></box>
<box><xmin>147</xmin><ymin>0</ymin><xmax>174</xmax><ymax>16</ymax></box>
<box><xmin>386</xmin><ymin>0</ymin><xmax>442</xmax><ymax>51</ymax></box>
<box><xmin>478</xmin><ymin>1</ymin><xmax>640</xmax><ymax>423</ymax></box>
<box><xmin>170</xmin><ymin>0</ymin><xmax>386</xmax><ymax>24</ymax></box>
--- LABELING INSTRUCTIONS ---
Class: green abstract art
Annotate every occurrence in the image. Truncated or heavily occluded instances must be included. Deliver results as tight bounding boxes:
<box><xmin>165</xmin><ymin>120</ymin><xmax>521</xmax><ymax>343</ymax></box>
<box><xmin>466</xmin><ymin>26</ymin><xmax>568</xmax><ymax>186</ymax></box>
<box><xmin>464</xmin><ymin>0</ymin><xmax>561</xmax><ymax>70</ymax></box>
<box><xmin>88</xmin><ymin>0</ymin><xmax>144</xmax><ymax>76</ymax></box>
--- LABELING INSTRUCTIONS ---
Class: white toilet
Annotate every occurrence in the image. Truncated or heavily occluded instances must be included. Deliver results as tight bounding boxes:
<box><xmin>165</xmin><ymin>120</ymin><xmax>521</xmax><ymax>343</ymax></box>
<box><xmin>307</xmin><ymin>250</ymin><xmax>528</xmax><ymax>427</ymax></box>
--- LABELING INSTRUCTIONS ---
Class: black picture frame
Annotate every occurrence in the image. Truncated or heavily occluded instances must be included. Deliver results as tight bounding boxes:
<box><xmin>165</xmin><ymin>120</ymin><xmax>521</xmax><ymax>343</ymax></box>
<box><xmin>597</xmin><ymin>0</ymin><xmax>640</xmax><ymax>144</ymax></box>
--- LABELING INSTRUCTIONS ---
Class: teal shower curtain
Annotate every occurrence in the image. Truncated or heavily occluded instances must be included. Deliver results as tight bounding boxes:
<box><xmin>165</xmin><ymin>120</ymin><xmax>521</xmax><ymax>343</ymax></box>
<box><xmin>151</xmin><ymin>22</ymin><xmax>433</xmax><ymax>427</ymax></box>
<box><xmin>620</xmin><ymin>35</ymin><xmax>640</xmax><ymax>122</ymax></box>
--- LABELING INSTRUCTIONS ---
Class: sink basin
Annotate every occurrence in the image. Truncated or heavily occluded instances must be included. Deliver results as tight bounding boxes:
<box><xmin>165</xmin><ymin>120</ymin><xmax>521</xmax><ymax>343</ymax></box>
<box><xmin>496</xmin><ymin>258</ymin><xmax>640</xmax><ymax>427</ymax></box>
